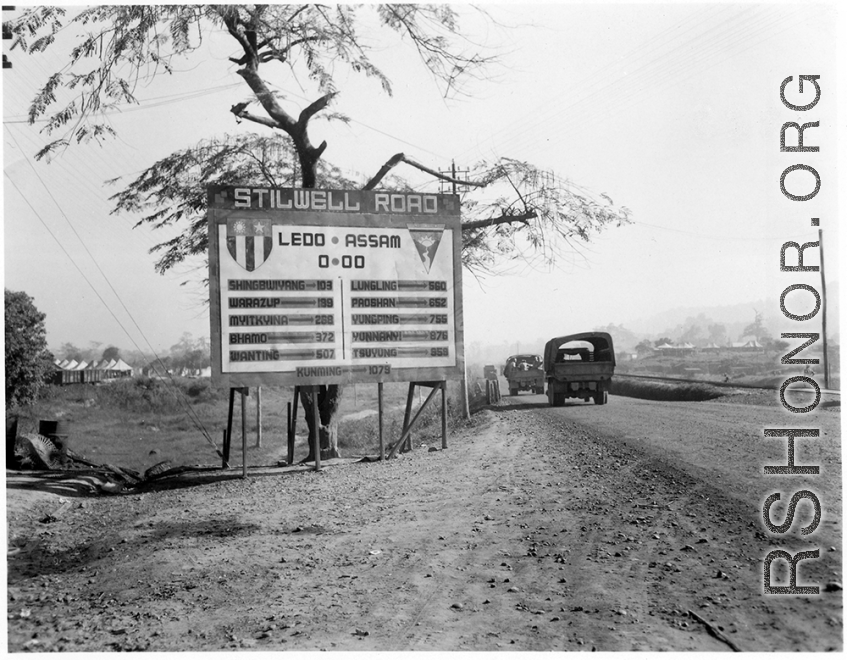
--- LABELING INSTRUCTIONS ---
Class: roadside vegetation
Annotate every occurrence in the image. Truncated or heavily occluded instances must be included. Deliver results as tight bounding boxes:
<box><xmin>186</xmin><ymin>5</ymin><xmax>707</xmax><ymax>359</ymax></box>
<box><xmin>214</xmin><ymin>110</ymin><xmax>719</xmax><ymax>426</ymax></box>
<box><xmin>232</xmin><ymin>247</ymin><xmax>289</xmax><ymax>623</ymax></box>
<box><xmin>5</xmin><ymin>289</ymin><xmax>54</xmax><ymax>407</ymax></box>
<box><xmin>620</xmin><ymin>348</ymin><xmax>839</xmax><ymax>390</ymax></box>
<box><xmin>10</xmin><ymin>377</ymin><xmax>473</xmax><ymax>475</ymax></box>
<box><xmin>609</xmin><ymin>377</ymin><xmax>724</xmax><ymax>402</ymax></box>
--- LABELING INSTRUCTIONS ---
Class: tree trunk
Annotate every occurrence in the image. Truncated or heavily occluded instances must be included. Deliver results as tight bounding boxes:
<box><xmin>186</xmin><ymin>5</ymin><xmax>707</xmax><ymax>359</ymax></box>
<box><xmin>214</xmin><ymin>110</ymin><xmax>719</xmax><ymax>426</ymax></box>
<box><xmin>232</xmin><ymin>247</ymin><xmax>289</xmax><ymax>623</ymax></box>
<box><xmin>301</xmin><ymin>385</ymin><xmax>342</xmax><ymax>461</ymax></box>
<box><xmin>295</xmin><ymin>142</ymin><xmax>338</xmax><ymax>458</ymax></box>
<box><xmin>295</xmin><ymin>134</ymin><xmax>319</xmax><ymax>189</ymax></box>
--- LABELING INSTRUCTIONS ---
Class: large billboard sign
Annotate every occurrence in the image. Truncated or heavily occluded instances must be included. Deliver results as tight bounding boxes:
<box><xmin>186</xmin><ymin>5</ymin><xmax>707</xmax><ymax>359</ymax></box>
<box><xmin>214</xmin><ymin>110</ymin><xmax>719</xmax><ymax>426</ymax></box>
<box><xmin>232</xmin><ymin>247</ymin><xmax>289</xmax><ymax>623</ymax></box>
<box><xmin>208</xmin><ymin>186</ymin><xmax>464</xmax><ymax>388</ymax></box>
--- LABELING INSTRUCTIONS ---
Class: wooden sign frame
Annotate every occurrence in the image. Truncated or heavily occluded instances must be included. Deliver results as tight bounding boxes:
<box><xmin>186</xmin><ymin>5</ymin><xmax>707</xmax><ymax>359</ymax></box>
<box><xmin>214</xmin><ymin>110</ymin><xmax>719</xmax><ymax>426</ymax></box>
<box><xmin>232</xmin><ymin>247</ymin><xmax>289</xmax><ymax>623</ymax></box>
<box><xmin>208</xmin><ymin>186</ymin><xmax>464</xmax><ymax>388</ymax></box>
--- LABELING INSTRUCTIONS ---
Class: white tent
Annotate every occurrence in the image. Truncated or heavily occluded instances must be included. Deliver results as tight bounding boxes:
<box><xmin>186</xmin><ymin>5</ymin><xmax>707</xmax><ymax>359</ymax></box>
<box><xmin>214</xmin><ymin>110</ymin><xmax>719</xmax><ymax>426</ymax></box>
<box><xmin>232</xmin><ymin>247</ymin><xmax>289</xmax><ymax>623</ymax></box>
<box><xmin>112</xmin><ymin>358</ymin><xmax>134</xmax><ymax>374</ymax></box>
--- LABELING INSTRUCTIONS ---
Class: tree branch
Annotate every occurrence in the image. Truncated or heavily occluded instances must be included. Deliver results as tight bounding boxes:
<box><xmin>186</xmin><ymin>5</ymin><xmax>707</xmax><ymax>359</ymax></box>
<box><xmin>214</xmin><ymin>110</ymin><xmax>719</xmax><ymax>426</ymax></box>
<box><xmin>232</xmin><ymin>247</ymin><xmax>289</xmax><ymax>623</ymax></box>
<box><xmin>363</xmin><ymin>152</ymin><xmax>488</xmax><ymax>191</ymax></box>
<box><xmin>235</xmin><ymin>66</ymin><xmax>296</xmax><ymax>131</ymax></box>
<box><xmin>263</xmin><ymin>35</ymin><xmax>324</xmax><ymax>63</ymax></box>
<box><xmin>220</xmin><ymin>11</ymin><xmax>255</xmax><ymax>65</ymax></box>
<box><xmin>363</xmin><ymin>153</ymin><xmax>406</xmax><ymax>190</ymax></box>
<box><xmin>230</xmin><ymin>103</ymin><xmax>279</xmax><ymax>130</ymax></box>
<box><xmin>298</xmin><ymin>91</ymin><xmax>337</xmax><ymax>125</ymax></box>
<box><xmin>461</xmin><ymin>211</ymin><xmax>537</xmax><ymax>231</ymax></box>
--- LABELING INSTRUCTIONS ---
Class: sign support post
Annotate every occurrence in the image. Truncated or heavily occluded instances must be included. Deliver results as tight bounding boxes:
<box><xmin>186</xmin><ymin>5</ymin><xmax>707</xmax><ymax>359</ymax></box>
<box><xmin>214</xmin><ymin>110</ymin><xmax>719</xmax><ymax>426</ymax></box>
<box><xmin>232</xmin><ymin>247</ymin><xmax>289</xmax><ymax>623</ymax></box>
<box><xmin>256</xmin><ymin>386</ymin><xmax>262</xmax><ymax>448</ymax></box>
<box><xmin>311</xmin><ymin>385</ymin><xmax>321</xmax><ymax>471</ymax></box>
<box><xmin>241</xmin><ymin>387</ymin><xmax>248</xmax><ymax>478</ymax></box>
<box><xmin>287</xmin><ymin>386</ymin><xmax>300</xmax><ymax>465</ymax></box>
<box><xmin>387</xmin><ymin>381</ymin><xmax>445</xmax><ymax>459</ymax></box>
<box><xmin>378</xmin><ymin>382</ymin><xmax>385</xmax><ymax>461</ymax></box>
<box><xmin>441</xmin><ymin>381</ymin><xmax>448</xmax><ymax>449</ymax></box>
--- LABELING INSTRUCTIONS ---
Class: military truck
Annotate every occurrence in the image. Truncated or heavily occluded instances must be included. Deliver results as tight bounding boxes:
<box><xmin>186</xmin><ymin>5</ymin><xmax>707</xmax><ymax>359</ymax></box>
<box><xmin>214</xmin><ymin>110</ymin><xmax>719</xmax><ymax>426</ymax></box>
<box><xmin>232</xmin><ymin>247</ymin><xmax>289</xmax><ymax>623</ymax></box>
<box><xmin>503</xmin><ymin>354</ymin><xmax>545</xmax><ymax>396</ymax></box>
<box><xmin>543</xmin><ymin>332</ymin><xmax>615</xmax><ymax>406</ymax></box>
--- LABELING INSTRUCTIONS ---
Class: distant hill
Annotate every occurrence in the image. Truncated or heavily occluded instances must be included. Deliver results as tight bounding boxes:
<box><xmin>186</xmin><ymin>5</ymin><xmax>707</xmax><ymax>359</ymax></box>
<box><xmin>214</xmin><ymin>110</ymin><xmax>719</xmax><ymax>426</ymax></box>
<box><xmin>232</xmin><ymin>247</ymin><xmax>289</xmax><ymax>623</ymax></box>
<box><xmin>466</xmin><ymin>282</ymin><xmax>839</xmax><ymax>367</ymax></box>
<box><xmin>628</xmin><ymin>281</ymin><xmax>839</xmax><ymax>344</ymax></box>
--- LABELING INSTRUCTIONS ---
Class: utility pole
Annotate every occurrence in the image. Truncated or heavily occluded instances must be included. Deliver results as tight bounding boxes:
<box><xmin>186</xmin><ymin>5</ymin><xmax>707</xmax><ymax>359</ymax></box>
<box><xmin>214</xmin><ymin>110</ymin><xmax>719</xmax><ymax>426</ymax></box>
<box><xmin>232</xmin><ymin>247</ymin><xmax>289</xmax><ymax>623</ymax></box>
<box><xmin>255</xmin><ymin>386</ymin><xmax>262</xmax><ymax>448</ymax></box>
<box><xmin>451</xmin><ymin>160</ymin><xmax>471</xmax><ymax>420</ymax></box>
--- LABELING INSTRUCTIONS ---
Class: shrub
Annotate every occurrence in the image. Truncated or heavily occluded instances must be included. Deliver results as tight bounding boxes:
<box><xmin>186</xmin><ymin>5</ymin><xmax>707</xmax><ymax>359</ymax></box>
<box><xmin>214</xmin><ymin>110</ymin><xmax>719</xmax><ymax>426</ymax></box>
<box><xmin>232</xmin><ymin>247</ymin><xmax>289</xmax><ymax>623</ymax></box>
<box><xmin>610</xmin><ymin>377</ymin><xmax>724</xmax><ymax>401</ymax></box>
<box><xmin>96</xmin><ymin>377</ymin><xmax>184</xmax><ymax>413</ymax></box>
<box><xmin>186</xmin><ymin>378</ymin><xmax>213</xmax><ymax>399</ymax></box>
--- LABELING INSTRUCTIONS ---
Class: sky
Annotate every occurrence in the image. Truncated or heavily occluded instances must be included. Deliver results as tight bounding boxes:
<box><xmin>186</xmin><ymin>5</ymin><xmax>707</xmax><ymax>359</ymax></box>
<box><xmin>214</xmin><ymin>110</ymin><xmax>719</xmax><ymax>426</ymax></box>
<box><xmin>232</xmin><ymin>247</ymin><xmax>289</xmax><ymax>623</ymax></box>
<box><xmin>2</xmin><ymin>3</ymin><xmax>842</xmax><ymax>362</ymax></box>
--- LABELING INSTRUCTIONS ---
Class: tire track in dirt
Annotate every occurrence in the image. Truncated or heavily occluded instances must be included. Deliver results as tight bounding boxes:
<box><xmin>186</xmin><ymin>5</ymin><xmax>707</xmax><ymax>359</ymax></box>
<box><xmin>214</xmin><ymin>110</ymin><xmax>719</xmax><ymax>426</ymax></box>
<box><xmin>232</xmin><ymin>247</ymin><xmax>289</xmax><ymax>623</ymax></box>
<box><xmin>6</xmin><ymin>398</ymin><xmax>841</xmax><ymax>652</ymax></box>
<box><xmin>521</xmin><ymin>398</ymin><xmax>842</xmax><ymax>652</ymax></box>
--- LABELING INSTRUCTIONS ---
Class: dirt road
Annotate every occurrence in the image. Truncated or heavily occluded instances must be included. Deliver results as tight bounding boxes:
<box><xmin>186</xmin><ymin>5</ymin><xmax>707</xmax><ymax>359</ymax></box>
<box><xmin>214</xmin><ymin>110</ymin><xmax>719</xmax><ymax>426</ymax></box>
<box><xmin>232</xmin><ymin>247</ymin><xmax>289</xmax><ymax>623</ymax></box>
<box><xmin>6</xmin><ymin>394</ymin><xmax>842</xmax><ymax>652</ymax></box>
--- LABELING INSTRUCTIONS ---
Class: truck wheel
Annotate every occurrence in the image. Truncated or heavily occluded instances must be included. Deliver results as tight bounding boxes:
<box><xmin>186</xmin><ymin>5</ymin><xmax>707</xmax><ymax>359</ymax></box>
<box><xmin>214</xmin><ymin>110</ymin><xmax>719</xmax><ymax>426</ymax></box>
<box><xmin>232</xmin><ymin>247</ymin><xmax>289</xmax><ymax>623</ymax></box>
<box><xmin>535</xmin><ymin>386</ymin><xmax>544</xmax><ymax>395</ymax></box>
<box><xmin>554</xmin><ymin>392</ymin><xmax>565</xmax><ymax>407</ymax></box>
<box><xmin>594</xmin><ymin>391</ymin><xmax>608</xmax><ymax>405</ymax></box>
<box><xmin>510</xmin><ymin>388</ymin><xmax>519</xmax><ymax>396</ymax></box>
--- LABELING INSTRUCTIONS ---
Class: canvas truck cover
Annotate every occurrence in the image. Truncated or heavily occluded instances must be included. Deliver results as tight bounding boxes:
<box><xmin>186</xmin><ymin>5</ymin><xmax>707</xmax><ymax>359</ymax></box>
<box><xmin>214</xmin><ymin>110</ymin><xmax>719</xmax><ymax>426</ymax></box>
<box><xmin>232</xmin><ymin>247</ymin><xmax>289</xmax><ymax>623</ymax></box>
<box><xmin>504</xmin><ymin>354</ymin><xmax>542</xmax><ymax>372</ymax></box>
<box><xmin>543</xmin><ymin>332</ymin><xmax>616</xmax><ymax>372</ymax></box>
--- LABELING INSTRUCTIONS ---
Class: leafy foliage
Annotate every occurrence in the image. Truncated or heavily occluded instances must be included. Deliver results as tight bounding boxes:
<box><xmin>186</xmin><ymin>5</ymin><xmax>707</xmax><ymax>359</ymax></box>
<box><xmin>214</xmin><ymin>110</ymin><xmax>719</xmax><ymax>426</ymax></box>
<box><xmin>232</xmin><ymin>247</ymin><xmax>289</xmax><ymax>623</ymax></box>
<box><xmin>635</xmin><ymin>340</ymin><xmax>654</xmax><ymax>354</ymax></box>
<box><xmin>7</xmin><ymin>4</ymin><xmax>492</xmax><ymax>161</ymax></box>
<box><xmin>12</xmin><ymin>4</ymin><xmax>630</xmax><ymax>275</ymax></box>
<box><xmin>56</xmin><ymin>341</ymin><xmax>109</xmax><ymax>363</ymax></box>
<box><xmin>169</xmin><ymin>333</ymin><xmax>211</xmax><ymax>373</ymax></box>
<box><xmin>5</xmin><ymin>289</ymin><xmax>54</xmax><ymax>407</ymax></box>
<box><xmin>459</xmin><ymin>158</ymin><xmax>631</xmax><ymax>274</ymax></box>
<box><xmin>109</xmin><ymin>139</ymin><xmax>629</xmax><ymax>277</ymax></box>
<box><xmin>708</xmin><ymin>322</ymin><xmax>728</xmax><ymax>345</ymax></box>
<box><xmin>11</xmin><ymin>3</ymin><xmax>633</xmax><ymax>452</ymax></box>
<box><xmin>94</xmin><ymin>375</ymin><xmax>221</xmax><ymax>413</ymax></box>
<box><xmin>742</xmin><ymin>310</ymin><xmax>771</xmax><ymax>343</ymax></box>
<box><xmin>109</xmin><ymin>134</ymin><xmax>359</xmax><ymax>274</ymax></box>
<box><xmin>592</xmin><ymin>323</ymin><xmax>640</xmax><ymax>352</ymax></box>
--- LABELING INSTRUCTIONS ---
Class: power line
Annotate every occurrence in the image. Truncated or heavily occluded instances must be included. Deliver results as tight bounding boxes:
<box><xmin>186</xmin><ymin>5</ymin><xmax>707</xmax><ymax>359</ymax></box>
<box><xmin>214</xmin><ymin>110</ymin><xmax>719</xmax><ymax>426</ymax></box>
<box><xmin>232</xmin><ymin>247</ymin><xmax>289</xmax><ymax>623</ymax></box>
<box><xmin>5</xmin><ymin>128</ymin><xmax>218</xmax><ymax>453</ymax></box>
<box><xmin>633</xmin><ymin>220</ymin><xmax>822</xmax><ymax>243</ymax></box>
<box><xmin>4</xmin><ymin>123</ymin><xmax>164</xmax><ymax>252</ymax></box>
<box><xmin>461</xmin><ymin>4</ymin><xmax>724</xmax><ymax>161</ymax></box>
<box><xmin>3</xmin><ymin>81</ymin><xmax>243</xmax><ymax>124</ymax></box>
<box><xmin>506</xmin><ymin>7</ymin><xmax>805</xmax><ymax>159</ymax></box>
<box><xmin>461</xmin><ymin>6</ymin><xmax>802</xmax><ymax>165</ymax></box>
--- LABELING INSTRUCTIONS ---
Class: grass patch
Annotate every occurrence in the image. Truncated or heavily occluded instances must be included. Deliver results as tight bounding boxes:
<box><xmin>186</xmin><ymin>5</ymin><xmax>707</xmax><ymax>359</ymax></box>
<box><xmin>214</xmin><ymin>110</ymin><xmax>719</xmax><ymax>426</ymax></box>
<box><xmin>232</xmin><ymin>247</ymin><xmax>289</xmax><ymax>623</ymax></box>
<box><xmin>610</xmin><ymin>377</ymin><xmax>724</xmax><ymax>402</ymax></box>
<box><xmin>338</xmin><ymin>380</ymin><xmax>466</xmax><ymax>456</ymax></box>
<box><xmin>9</xmin><ymin>377</ymin><xmax>472</xmax><ymax>472</ymax></box>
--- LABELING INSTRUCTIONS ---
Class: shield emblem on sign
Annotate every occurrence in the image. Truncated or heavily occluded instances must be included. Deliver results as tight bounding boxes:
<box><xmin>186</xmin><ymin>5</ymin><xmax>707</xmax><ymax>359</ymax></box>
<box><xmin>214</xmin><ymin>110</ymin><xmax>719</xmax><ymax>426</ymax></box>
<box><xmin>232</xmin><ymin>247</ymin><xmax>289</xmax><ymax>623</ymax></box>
<box><xmin>226</xmin><ymin>218</ymin><xmax>273</xmax><ymax>271</ymax></box>
<box><xmin>408</xmin><ymin>225</ymin><xmax>444</xmax><ymax>274</ymax></box>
